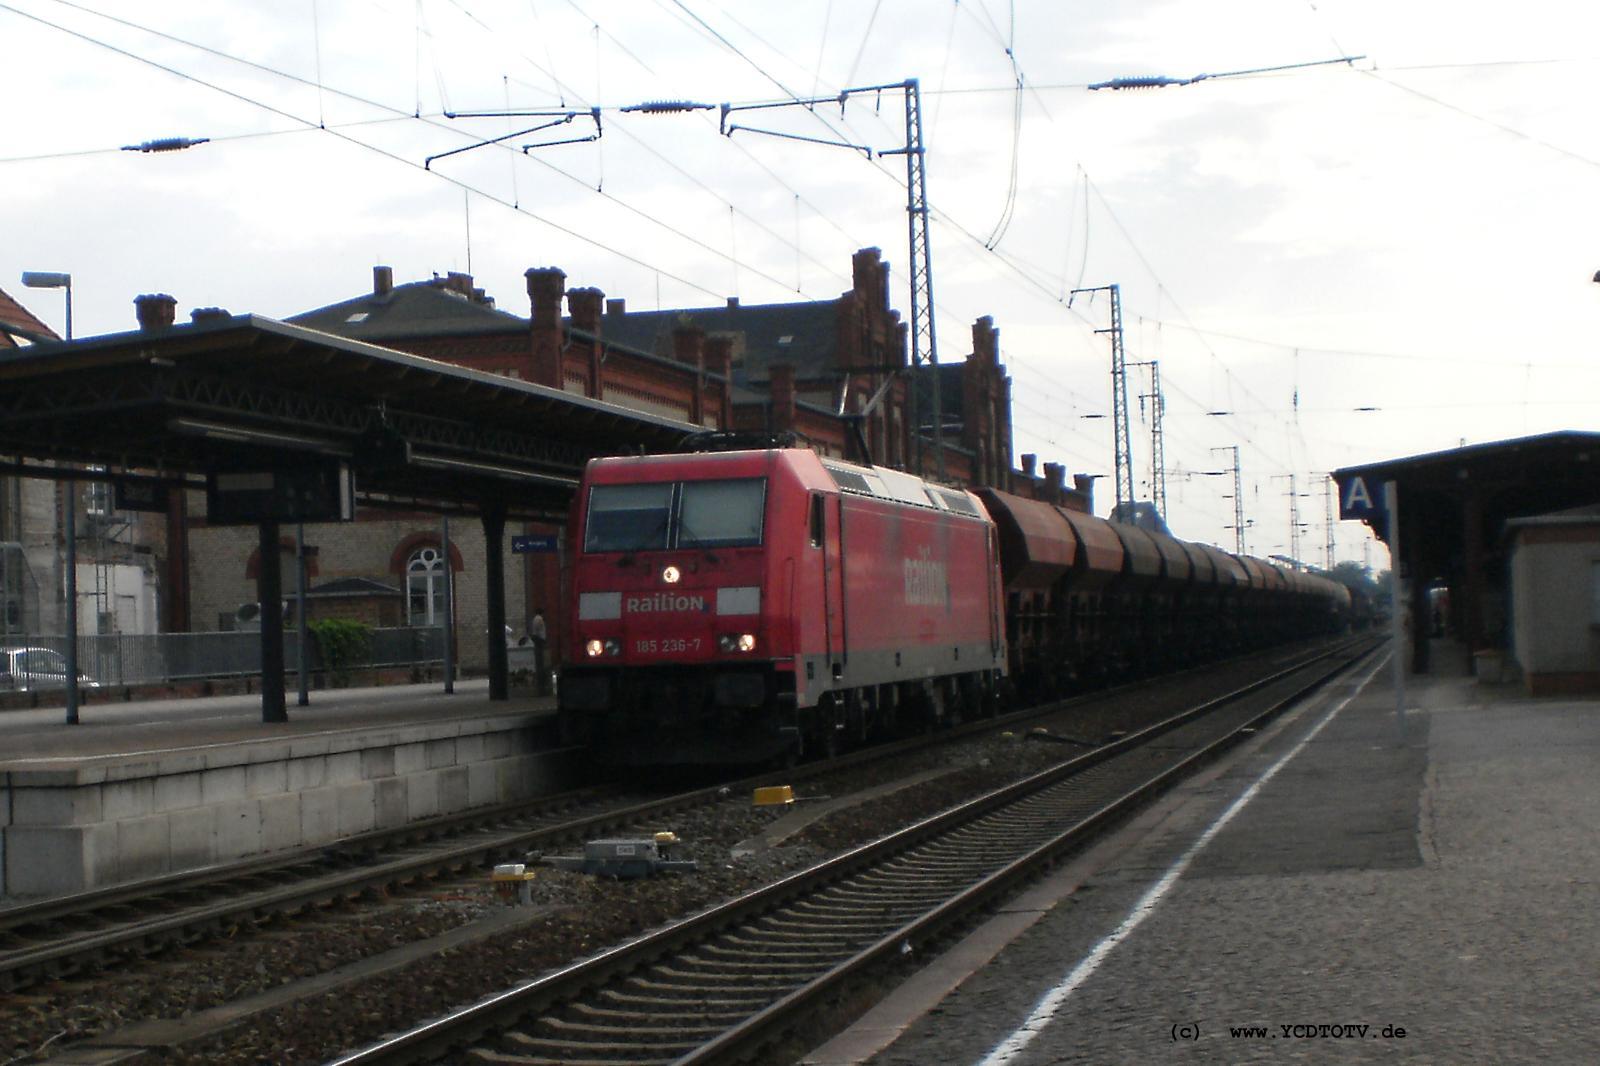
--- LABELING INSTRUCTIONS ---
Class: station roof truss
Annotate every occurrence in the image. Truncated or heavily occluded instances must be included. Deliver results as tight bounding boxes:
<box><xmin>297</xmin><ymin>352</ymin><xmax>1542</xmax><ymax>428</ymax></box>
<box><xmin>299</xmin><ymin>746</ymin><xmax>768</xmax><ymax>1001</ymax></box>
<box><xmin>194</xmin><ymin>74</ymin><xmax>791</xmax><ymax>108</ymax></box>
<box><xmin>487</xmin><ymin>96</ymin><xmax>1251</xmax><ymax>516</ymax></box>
<box><xmin>1335</xmin><ymin>431</ymin><xmax>1600</xmax><ymax>553</ymax></box>
<box><xmin>0</xmin><ymin>315</ymin><xmax>698</xmax><ymax>521</ymax></box>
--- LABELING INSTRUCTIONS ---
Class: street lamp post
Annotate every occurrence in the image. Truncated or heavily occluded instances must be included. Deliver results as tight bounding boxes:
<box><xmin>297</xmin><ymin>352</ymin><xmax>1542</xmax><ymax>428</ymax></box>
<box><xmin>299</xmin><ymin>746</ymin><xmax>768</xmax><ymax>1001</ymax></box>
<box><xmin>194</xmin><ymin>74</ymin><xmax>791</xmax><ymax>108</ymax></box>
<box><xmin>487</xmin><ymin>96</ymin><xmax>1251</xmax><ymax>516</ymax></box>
<box><xmin>21</xmin><ymin>271</ymin><xmax>77</xmax><ymax>723</ymax></box>
<box><xmin>20</xmin><ymin>271</ymin><xmax>71</xmax><ymax>341</ymax></box>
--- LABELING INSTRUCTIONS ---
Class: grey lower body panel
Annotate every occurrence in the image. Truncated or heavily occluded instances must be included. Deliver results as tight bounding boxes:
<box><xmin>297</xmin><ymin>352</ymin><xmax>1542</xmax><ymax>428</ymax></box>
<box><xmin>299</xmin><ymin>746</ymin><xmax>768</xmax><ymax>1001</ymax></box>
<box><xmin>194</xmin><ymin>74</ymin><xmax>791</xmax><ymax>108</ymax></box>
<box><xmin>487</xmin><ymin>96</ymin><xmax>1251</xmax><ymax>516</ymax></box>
<box><xmin>795</xmin><ymin>641</ymin><xmax>1005</xmax><ymax>705</ymax></box>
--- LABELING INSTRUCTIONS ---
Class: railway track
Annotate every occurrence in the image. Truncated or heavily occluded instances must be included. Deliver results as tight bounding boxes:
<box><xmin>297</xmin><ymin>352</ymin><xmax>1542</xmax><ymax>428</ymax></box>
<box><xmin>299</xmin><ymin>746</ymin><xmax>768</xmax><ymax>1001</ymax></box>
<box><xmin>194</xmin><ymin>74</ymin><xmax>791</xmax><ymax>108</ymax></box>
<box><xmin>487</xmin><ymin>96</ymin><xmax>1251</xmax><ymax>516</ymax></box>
<box><xmin>0</xmin><ymin>783</ymin><xmax>659</xmax><ymax>992</ymax></box>
<box><xmin>327</xmin><ymin>635</ymin><xmax>1381</xmax><ymax>1066</ymax></box>
<box><xmin>0</xmin><ymin>653</ymin><xmax>1186</xmax><ymax>994</ymax></box>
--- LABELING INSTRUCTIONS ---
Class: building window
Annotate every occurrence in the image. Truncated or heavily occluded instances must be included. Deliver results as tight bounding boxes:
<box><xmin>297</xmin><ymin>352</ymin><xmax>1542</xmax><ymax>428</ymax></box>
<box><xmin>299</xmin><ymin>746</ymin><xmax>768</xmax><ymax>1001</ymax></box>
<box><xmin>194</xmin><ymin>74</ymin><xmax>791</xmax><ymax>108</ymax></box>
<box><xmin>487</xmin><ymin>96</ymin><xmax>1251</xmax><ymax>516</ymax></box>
<box><xmin>407</xmin><ymin>546</ymin><xmax>448</xmax><ymax>626</ymax></box>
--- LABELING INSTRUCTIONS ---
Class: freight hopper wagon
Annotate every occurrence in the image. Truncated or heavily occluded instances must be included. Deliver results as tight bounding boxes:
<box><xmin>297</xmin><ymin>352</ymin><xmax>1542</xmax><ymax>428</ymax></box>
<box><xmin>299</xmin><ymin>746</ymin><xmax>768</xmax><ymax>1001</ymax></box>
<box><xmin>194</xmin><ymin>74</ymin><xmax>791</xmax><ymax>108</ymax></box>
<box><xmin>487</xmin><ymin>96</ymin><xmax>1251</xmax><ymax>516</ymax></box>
<box><xmin>559</xmin><ymin>448</ymin><xmax>1007</xmax><ymax>765</ymax></box>
<box><xmin>975</xmin><ymin>487</ymin><xmax>1351</xmax><ymax>701</ymax></box>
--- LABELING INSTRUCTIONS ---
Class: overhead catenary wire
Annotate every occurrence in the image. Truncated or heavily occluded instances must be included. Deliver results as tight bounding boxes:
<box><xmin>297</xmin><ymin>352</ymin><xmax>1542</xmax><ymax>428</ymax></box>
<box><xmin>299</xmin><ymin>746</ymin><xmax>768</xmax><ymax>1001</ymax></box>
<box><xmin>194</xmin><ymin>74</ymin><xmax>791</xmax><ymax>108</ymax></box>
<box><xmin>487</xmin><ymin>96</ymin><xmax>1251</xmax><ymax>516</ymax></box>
<box><xmin>10</xmin><ymin>2</ymin><xmax>1549</xmax><ymax>553</ymax></box>
<box><xmin>1361</xmin><ymin>68</ymin><xmax>1600</xmax><ymax>172</ymax></box>
<box><xmin>515</xmin><ymin>0</ymin><xmax>1350</xmax><ymax>504</ymax></box>
<box><xmin>32</xmin><ymin>0</ymin><xmax>858</xmax><ymax>294</ymax></box>
<box><xmin>1</xmin><ymin>0</ymin><xmax>852</xmax><ymax>302</ymax></box>
<box><xmin>0</xmin><ymin>1</ymin><xmax>735</xmax><ymax>299</ymax></box>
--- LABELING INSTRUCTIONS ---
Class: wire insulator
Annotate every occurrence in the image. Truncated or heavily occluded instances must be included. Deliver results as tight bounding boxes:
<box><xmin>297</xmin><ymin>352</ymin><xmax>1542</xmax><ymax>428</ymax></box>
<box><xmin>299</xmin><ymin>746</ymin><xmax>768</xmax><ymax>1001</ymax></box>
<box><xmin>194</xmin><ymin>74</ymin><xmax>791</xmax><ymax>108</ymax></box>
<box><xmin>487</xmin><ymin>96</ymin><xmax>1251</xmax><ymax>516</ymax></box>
<box><xmin>121</xmin><ymin>137</ymin><xmax>211</xmax><ymax>152</ymax></box>
<box><xmin>1087</xmin><ymin>75</ymin><xmax>1184</xmax><ymax>91</ymax></box>
<box><xmin>621</xmin><ymin>100</ymin><xmax>714</xmax><ymax>113</ymax></box>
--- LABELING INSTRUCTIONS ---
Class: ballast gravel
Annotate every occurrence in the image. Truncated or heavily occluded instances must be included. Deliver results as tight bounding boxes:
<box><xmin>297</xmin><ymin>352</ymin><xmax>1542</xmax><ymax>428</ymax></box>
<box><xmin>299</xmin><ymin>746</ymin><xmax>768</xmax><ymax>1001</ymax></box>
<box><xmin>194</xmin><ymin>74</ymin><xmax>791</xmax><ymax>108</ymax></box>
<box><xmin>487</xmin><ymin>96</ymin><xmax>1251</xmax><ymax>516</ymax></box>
<box><xmin>2</xmin><ymin>663</ymin><xmax>1258</xmax><ymax>1065</ymax></box>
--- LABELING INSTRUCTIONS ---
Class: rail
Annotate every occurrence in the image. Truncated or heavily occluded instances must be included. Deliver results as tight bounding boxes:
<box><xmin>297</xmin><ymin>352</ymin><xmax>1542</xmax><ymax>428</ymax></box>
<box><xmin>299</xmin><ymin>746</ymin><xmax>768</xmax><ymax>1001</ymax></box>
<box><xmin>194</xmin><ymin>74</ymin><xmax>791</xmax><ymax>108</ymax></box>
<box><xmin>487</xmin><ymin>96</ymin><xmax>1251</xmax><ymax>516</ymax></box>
<box><xmin>325</xmin><ymin>635</ymin><xmax>1380</xmax><ymax>1065</ymax></box>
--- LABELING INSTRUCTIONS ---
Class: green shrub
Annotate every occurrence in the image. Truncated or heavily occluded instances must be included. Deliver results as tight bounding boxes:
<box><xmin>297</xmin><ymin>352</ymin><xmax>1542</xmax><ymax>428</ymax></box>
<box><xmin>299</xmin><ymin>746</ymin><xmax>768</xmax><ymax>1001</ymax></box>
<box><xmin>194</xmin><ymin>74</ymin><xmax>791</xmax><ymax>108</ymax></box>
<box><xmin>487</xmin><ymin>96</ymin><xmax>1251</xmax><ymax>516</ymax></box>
<box><xmin>308</xmin><ymin>619</ymin><xmax>371</xmax><ymax>684</ymax></box>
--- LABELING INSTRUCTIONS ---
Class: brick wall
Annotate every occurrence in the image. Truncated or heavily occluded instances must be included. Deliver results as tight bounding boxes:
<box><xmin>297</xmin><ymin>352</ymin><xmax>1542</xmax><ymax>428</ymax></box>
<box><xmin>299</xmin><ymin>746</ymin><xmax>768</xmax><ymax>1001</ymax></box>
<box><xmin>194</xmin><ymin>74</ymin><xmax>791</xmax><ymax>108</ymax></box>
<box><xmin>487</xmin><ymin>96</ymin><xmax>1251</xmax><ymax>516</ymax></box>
<box><xmin>186</xmin><ymin>507</ymin><xmax>528</xmax><ymax>673</ymax></box>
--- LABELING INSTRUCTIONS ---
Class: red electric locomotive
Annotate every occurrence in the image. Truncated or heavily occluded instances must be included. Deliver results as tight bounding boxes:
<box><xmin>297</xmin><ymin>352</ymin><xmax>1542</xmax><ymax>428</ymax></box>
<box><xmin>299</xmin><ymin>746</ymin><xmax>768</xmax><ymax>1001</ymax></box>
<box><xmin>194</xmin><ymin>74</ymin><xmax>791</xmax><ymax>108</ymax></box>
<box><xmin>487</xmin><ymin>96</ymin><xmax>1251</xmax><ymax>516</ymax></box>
<box><xmin>558</xmin><ymin>446</ymin><xmax>1007</xmax><ymax>764</ymax></box>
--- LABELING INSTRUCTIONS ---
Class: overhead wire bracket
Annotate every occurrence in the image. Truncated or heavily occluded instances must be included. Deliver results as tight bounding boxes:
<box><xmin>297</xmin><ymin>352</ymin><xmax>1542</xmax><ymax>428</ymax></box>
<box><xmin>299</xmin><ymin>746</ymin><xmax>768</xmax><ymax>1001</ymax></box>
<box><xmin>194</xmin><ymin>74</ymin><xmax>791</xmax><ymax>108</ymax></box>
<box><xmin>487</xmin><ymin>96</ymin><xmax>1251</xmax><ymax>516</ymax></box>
<box><xmin>1088</xmin><ymin>54</ymin><xmax>1365</xmax><ymax>91</ymax></box>
<box><xmin>427</xmin><ymin>108</ymin><xmax>602</xmax><ymax>169</ymax></box>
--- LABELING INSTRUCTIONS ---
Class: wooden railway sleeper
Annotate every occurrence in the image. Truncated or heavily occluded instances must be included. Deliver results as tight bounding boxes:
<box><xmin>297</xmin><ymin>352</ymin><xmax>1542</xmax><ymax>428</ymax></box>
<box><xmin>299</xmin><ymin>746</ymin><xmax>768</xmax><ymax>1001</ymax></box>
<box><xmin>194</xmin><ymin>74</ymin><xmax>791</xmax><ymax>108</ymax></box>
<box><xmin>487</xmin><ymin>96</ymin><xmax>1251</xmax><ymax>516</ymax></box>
<box><xmin>817</xmin><ymin>883</ymin><xmax>955</xmax><ymax>903</ymax></box>
<box><xmin>622</xmin><ymin>976</ymin><xmax>776</xmax><ymax>999</ymax></box>
<box><xmin>719</xmin><ymin>931</ymin><xmax>854</xmax><ymax>951</ymax></box>
<box><xmin>671</xmin><ymin>953</ymin><xmax>827</xmax><ymax>973</ymax></box>
<box><xmin>742</xmin><ymin>914</ymin><xmax>873</xmax><ymax>935</ymax></box>
<box><xmin>874</xmin><ymin>856</ymin><xmax>995</xmax><ymax>876</ymax></box>
<box><xmin>825</xmin><ymin>878</ymin><xmax>957</xmax><ymax>897</ymax></box>
<box><xmin>648</xmin><ymin>964</ymin><xmax>799</xmax><ymax>984</ymax></box>
<box><xmin>497</xmin><ymin>1029</ymin><xmax>687</xmax><ymax>1058</ymax></box>
<box><xmin>786</xmin><ymin>902</ymin><xmax>922</xmax><ymax>922</ymax></box>
<box><xmin>473</xmin><ymin>1050</ymin><xmax>677</xmax><ymax>1066</ymax></box>
<box><xmin>695</xmin><ymin>941</ymin><xmax>852</xmax><ymax>963</ymax></box>
<box><xmin>839</xmin><ymin>865</ymin><xmax>965</xmax><ymax>885</ymax></box>
<box><xmin>572</xmin><ymin>1001</ymin><xmax>754</xmax><ymax>1025</ymax></box>
<box><xmin>536</xmin><ymin>1016</ymin><xmax>727</xmax><ymax>1042</ymax></box>
<box><xmin>750</xmin><ymin>914</ymin><xmax>893</xmax><ymax>935</ymax></box>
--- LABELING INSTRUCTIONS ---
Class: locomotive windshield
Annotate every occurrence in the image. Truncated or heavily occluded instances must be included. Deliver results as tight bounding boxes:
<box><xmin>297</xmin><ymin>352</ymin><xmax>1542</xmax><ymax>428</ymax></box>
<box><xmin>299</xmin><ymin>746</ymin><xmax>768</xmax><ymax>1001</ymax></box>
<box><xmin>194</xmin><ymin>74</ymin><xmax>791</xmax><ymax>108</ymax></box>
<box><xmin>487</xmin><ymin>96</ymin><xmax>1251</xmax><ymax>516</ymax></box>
<box><xmin>679</xmin><ymin>479</ymin><xmax>765</xmax><ymax>548</ymax></box>
<box><xmin>583</xmin><ymin>478</ymin><xmax>766</xmax><ymax>552</ymax></box>
<box><xmin>584</xmin><ymin>483</ymin><xmax>673</xmax><ymax>552</ymax></box>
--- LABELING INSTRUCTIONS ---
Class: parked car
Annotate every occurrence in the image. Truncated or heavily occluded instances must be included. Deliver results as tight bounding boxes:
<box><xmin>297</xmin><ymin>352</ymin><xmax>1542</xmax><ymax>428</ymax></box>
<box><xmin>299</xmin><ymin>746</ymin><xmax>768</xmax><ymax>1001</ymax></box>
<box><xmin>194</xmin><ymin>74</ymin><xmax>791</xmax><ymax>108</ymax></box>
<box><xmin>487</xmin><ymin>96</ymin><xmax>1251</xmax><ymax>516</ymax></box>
<box><xmin>0</xmin><ymin>647</ymin><xmax>100</xmax><ymax>692</ymax></box>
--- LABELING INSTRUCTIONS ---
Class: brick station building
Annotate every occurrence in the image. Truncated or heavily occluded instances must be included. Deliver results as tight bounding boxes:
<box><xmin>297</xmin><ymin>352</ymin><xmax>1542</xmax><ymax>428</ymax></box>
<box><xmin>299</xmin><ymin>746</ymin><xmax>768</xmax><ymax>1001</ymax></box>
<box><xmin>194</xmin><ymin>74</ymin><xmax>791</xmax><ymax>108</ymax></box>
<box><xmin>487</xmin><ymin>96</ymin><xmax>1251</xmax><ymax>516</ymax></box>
<box><xmin>174</xmin><ymin>247</ymin><xmax>1091</xmax><ymax>671</ymax></box>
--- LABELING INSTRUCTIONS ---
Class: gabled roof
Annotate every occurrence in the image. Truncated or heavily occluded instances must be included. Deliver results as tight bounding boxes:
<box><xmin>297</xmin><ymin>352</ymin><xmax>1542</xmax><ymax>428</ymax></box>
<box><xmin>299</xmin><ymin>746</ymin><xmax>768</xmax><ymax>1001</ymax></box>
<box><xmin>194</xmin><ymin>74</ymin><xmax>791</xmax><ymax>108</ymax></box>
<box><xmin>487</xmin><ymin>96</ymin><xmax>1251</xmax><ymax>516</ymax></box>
<box><xmin>0</xmin><ymin>287</ymin><xmax>59</xmax><ymax>347</ymax></box>
<box><xmin>289</xmin><ymin>280</ymin><xmax>525</xmax><ymax>341</ymax></box>
<box><xmin>596</xmin><ymin>300</ymin><xmax>839</xmax><ymax>381</ymax></box>
<box><xmin>307</xmin><ymin>577</ymin><xmax>403</xmax><ymax>598</ymax></box>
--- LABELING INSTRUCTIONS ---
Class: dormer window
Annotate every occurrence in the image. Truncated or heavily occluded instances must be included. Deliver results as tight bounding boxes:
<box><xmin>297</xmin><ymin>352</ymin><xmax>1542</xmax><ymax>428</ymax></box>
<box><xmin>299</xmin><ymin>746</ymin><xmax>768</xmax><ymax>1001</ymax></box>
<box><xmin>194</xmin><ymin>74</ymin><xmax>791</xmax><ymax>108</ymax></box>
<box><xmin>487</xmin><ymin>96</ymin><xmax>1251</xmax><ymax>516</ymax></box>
<box><xmin>345</xmin><ymin>311</ymin><xmax>369</xmax><ymax>323</ymax></box>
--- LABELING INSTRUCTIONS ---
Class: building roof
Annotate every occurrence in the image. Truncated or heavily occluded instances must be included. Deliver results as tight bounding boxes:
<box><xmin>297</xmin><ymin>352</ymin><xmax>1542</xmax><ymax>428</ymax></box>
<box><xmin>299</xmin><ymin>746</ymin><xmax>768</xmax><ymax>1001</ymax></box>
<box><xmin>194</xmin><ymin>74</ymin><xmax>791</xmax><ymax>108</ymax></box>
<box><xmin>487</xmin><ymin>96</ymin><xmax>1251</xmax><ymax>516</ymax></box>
<box><xmin>288</xmin><ymin>279</ymin><xmax>526</xmax><ymax>341</ymax></box>
<box><xmin>1334</xmin><ymin>430</ymin><xmax>1600</xmax><ymax>544</ymax></box>
<box><xmin>0</xmin><ymin>286</ymin><xmax>59</xmax><ymax>347</ymax></box>
<box><xmin>0</xmin><ymin>314</ymin><xmax>697</xmax><ymax>521</ymax></box>
<box><xmin>1334</xmin><ymin>430</ymin><xmax>1600</xmax><ymax>484</ymax></box>
<box><xmin>307</xmin><ymin>577</ymin><xmax>403</xmax><ymax>598</ymax></box>
<box><xmin>290</xmin><ymin>279</ymin><xmax>843</xmax><ymax>388</ymax></box>
<box><xmin>596</xmin><ymin>299</ymin><xmax>840</xmax><ymax>382</ymax></box>
<box><xmin>1505</xmin><ymin>502</ymin><xmax>1600</xmax><ymax>532</ymax></box>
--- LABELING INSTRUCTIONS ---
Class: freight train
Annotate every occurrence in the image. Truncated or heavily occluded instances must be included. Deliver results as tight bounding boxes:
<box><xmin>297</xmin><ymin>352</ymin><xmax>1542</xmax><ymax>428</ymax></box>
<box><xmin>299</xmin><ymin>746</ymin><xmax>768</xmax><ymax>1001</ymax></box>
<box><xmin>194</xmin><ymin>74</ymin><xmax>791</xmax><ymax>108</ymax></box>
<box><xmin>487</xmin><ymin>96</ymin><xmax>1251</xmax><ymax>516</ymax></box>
<box><xmin>557</xmin><ymin>444</ymin><xmax>1349</xmax><ymax>765</ymax></box>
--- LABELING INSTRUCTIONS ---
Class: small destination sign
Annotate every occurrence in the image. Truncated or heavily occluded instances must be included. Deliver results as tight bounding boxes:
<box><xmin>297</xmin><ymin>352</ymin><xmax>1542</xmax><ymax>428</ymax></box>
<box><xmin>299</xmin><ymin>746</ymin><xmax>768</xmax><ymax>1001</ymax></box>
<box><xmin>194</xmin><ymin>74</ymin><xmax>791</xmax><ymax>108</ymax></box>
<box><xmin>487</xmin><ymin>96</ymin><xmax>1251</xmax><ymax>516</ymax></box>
<box><xmin>1336</xmin><ymin>474</ymin><xmax>1386</xmax><ymax>521</ymax></box>
<box><xmin>112</xmin><ymin>479</ymin><xmax>171</xmax><ymax>513</ymax></box>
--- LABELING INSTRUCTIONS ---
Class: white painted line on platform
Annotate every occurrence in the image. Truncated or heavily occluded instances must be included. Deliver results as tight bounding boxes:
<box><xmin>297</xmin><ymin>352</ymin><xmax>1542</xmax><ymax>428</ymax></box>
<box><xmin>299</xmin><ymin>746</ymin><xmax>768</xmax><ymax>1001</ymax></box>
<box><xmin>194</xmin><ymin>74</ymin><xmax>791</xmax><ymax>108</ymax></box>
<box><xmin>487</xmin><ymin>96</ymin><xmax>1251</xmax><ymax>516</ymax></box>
<box><xmin>976</xmin><ymin>652</ymin><xmax>1390</xmax><ymax>1066</ymax></box>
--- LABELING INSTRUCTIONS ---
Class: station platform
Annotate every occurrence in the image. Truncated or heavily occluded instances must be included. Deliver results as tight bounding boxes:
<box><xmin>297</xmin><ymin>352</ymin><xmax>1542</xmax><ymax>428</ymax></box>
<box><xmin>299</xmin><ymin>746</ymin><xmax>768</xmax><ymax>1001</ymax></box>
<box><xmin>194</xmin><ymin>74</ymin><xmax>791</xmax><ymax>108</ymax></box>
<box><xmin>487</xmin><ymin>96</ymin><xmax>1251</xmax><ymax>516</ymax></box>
<box><xmin>808</xmin><ymin>639</ymin><xmax>1600</xmax><ymax>1064</ymax></box>
<box><xmin>1</xmin><ymin>681</ymin><xmax>565</xmax><ymax>900</ymax></box>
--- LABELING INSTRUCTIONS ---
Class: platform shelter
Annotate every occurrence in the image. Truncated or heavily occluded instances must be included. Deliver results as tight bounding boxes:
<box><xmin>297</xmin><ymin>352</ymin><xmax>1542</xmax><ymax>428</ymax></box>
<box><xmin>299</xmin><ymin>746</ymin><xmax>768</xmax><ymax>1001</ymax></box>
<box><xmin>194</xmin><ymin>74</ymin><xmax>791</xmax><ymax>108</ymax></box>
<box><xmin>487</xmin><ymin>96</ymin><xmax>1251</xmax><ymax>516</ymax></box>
<box><xmin>1334</xmin><ymin>431</ymin><xmax>1600</xmax><ymax>673</ymax></box>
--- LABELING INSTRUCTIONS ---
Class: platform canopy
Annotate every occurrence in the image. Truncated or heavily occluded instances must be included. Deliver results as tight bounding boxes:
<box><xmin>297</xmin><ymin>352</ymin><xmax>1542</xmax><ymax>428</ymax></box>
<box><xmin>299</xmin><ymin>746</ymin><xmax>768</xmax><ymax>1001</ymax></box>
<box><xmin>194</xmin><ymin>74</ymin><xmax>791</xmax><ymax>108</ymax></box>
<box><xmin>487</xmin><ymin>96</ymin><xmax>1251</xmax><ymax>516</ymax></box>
<box><xmin>0</xmin><ymin>314</ymin><xmax>698</xmax><ymax>520</ymax></box>
<box><xmin>0</xmin><ymin>314</ymin><xmax>706</xmax><ymax>721</ymax></box>
<box><xmin>1334</xmin><ymin>431</ymin><xmax>1600</xmax><ymax>669</ymax></box>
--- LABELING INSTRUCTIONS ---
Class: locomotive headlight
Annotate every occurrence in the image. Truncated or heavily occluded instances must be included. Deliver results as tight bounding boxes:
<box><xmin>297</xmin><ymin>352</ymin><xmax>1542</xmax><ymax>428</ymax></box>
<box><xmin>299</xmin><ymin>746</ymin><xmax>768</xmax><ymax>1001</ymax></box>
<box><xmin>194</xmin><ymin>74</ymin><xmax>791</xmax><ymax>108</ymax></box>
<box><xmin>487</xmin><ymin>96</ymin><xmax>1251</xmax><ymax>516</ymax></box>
<box><xmin>585</xmin><ymin>638</ymin><xmax>605</xmax><ymax>658</ymax></box>
<box><xmin>604</xmin><ymin>638</ymin><xmax>621</xmax><ymax>656</ymax></box>
<box><xmin>661</xmin><ymin>565</ymin><xmax>681</xmax><ymax>584</ymax></box>
<box><xmin>718</xmin><ymin>632</ymin><xmax>757</xmax><ymax>653</ymax></box>
<box><xmin>737</xmin><ymin>632</ymin><xmax>756</xmax><ymax>653</ymax></box>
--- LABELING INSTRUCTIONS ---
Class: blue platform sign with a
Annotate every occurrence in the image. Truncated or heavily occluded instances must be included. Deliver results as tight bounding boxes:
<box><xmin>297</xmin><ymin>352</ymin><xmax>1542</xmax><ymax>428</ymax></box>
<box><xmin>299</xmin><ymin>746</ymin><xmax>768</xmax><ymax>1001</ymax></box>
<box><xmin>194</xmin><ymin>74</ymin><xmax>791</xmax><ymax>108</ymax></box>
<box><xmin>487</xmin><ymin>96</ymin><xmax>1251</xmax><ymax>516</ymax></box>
<box><xmin>512</xmin><ymin>533</ymin><xmax>558</xmax><ymax>554</ymax></box>
<box><xmin>1337</xmin><ymin>475</ymin><xmax>1387</xmax><ymax>521</ymax></box>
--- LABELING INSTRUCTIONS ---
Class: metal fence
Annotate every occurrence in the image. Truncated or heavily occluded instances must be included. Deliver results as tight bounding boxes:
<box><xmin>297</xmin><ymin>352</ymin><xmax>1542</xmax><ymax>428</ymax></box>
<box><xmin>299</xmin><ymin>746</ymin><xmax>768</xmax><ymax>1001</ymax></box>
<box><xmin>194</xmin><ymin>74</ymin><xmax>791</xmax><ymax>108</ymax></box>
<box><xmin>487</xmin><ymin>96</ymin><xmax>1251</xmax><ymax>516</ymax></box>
<box><xmin>1</xmin><ymin>626</ymin><xmax>446</xmax><ymax>687</ymax></box>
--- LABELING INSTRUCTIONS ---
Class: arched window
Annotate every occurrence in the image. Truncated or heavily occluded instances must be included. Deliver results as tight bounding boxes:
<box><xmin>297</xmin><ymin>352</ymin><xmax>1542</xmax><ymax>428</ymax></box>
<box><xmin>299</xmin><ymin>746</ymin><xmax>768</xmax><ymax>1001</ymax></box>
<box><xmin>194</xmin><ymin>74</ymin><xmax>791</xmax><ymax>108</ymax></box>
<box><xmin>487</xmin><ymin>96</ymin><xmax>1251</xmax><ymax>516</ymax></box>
<box><xmin>406</xmin><ymin>546</ymin><xmax>449</xmax><ymax>626</ymax></box>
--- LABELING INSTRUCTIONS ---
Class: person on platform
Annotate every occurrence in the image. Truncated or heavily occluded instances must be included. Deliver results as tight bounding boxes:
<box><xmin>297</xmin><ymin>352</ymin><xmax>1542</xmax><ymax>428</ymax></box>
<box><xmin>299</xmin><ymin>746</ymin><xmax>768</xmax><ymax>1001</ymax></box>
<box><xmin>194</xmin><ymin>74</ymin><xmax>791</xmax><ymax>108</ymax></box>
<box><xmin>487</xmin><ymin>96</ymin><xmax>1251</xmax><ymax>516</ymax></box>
<box><xmin>530</xmin><ymin>608</ymin><xmax>549</xmax><ymax>695</ymax></box>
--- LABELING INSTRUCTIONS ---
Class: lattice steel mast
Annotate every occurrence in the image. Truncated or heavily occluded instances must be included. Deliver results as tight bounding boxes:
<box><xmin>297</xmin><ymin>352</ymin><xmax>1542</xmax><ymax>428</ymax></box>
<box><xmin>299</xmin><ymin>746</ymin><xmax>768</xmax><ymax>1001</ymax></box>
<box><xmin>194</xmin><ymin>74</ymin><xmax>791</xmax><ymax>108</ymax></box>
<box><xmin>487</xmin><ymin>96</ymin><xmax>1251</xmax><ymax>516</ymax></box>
<box><xmin>1273</xmin><ymin>473</ymin><xmax>1308</xmax><ymax>567</ymax></box>
<box><xmin>718</xmin><ymin>78</ymin><xmax>944</xmax><ymax>478</ymax></box>
<box><xmin>1133</xmin><ymin>359</ymin><xmax>1165</xmax><ymax>520</ymax></box>
<box><xmin>1212</xmin><ymin>444</ymin><xmax>1245</xmax><ymax>553</ymax></box>
<box><xmin>1323</xmin><ymin>477</ymin><xmax>1336</xmax><ymax>570</ymax></box>
<box><xmin>880</xmin><ymin>79</ymin><xmax>943</xmax><ymax>479</ymax></box>
<box><xmin>1073</xmin><ymin>284</ymin><xmax>1132</xmax><ymax>515</ymax></box>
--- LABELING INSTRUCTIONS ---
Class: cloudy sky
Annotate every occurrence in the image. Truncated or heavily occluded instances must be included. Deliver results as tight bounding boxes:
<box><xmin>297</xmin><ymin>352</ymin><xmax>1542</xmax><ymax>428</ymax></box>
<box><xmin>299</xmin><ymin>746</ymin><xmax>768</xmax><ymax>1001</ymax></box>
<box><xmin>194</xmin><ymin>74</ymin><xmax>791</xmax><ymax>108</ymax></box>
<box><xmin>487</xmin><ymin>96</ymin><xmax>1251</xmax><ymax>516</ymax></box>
<box><xmin>4</xmin><ymin>0</ymin><xmax>1598</xmax><ymax>565</ymax></box>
